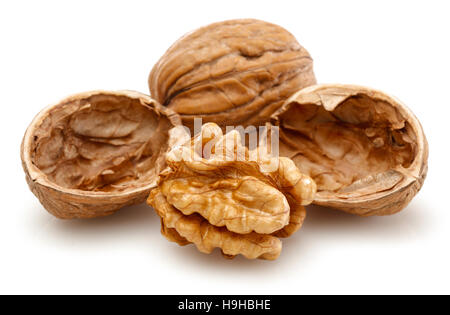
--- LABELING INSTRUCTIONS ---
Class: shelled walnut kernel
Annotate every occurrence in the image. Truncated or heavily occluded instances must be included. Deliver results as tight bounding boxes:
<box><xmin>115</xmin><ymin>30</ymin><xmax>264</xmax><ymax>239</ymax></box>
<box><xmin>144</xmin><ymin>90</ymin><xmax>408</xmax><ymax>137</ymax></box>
<box><xmin>147</xmin><ymin>123</ymin><xmax>316</xmax><ymax>260</ymax></box>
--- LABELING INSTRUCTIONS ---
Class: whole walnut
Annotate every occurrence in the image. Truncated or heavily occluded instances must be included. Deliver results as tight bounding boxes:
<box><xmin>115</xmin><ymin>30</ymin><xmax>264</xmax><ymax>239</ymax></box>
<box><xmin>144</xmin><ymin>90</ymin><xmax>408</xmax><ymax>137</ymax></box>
<box><xmin>149</xmin><ymin>19</ymin><xmax>316</xmax><ymax>130</ymax></box>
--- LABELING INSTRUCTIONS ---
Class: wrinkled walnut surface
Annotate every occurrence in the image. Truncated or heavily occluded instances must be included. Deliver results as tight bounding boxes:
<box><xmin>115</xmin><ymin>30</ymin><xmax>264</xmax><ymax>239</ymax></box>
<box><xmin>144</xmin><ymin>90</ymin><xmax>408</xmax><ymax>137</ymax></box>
<box><xmin>148</xmin><ymin>123</ymin><xmax>316</xmax><ymax>260</ymax></box>
<box><xmin>149</xmin><ymin>19</ymin><xmax>316</xmax><ymax>130</ymax></box>
<box><xmin>272</xmin><ymin>84</ymin><xmax>428</xmax><ymax>216</ymax></box>
<box><xmin>21</xmin><ymin>90</ymin><xmax>181</xmax><ymax>219</ymax></box>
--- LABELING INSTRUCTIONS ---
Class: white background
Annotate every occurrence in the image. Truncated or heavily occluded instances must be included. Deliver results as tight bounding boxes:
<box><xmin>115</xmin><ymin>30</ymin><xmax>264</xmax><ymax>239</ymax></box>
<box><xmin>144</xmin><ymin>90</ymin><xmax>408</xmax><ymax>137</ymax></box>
<box><xmin>1</xmin><ymin>0</ymin><xmax>449</xmax><ymax>295</ymax></box>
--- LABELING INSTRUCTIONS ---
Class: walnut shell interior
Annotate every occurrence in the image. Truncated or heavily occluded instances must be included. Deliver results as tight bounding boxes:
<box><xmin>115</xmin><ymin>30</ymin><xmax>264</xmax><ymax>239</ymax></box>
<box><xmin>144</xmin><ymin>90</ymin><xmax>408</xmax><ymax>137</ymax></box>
<box><xmin>21</xmin><ymin>90</ymin><xmax>180</xmax><ymax>219</ymax></box>
<box><xmin>149</xmin><ymin>19</ymin><xmax>316</xmax><ymax>130</ymax></box>
<box><xmin>271</xmin><ymin>84</ymin><xmax>428</xmax><ymax>216</ymax></box>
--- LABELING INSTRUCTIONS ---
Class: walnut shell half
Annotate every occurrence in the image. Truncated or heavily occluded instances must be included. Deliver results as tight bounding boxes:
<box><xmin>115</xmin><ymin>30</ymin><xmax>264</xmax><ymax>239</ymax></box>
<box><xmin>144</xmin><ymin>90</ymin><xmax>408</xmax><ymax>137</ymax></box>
<box><xmin>149</xmin><ymin>19</ymin><xmax>316</xmax><ymax>130</ymax></box>
<box><xmin>271</xmin><ymin>84</ymin><xmax>428</xmax><ymax>216</ymax></box>
<box><xmin>21</xmin><ymin>90</ymin><xmax>181</xmax><ymax>219</ymax></box>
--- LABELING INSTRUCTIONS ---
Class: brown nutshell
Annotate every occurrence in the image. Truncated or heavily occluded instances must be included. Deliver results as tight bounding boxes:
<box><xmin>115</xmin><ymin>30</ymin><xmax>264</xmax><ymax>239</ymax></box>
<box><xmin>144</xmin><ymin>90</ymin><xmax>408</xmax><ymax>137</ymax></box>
<box><xmin>21</xmin><ymin>90</ymin><xmax>181</xmax><ymax>219</ymax></box>
<box><xmin>271</xmin><ymin>84</ymin><xmax>428</xmax><ymax>216</ymax></box>
<box><xmin>149</xmin><ymin>19</ymin><xmax>316</xmax><ymax>130</ymax></box>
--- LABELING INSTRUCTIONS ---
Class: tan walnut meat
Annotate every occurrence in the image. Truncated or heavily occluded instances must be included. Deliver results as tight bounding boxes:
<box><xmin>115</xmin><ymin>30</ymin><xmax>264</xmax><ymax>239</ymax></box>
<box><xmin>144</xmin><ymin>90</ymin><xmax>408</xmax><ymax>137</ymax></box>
<box><xmin>21</xmin><ymin>90</ymin><xmax>181</xmax><ymax>219</ymax></box>
<box><xmin>149</xmin><ymin>19</ymin><xmax>316</xmax><ymax>131</ymax></box>
<box><xmin>147</xmin><ymin>123</ymin><xmax>317</xmax><ymax>260</ymax></box>
<box><xmin>271</xmin><ymin>84</ymin><xmax>428</xmax><ymax>216</ymax></box>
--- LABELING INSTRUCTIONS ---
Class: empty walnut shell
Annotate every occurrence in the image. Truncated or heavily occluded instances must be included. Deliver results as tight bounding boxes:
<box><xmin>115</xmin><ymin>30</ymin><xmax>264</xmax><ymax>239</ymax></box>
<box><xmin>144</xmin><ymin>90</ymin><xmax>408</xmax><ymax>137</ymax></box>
<box><xmin>271</xmin><ymin>84</ymin><xmax>428</xmax><ymax>216</ymax></box>
<box><xmin>149</xmin><ymin>19</ymin><xmax>316</xmax><ymax>130</ymax></box>
<box><xmin>21</xmin><ymin>90</ymin><xmax>181</xmax><ymax>219</ymax></box>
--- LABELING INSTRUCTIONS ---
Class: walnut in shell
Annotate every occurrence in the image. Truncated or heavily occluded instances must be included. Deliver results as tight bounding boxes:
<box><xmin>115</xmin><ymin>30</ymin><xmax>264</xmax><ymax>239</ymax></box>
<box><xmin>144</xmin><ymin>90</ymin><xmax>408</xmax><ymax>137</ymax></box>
<box><xmin>21</xmin><ymin>90</ymin><xmax>181</xmax><ymax>219</ymax></box>
<box><xmin>271</xmin><ymin>84</ymin><xmax>428</xmax><ymax>216</ymax></box>
<box><xmin>147</xmin><ymin>123</ymin><xmax>316</xmax><ymax>260</ymax></box>
<box><xmin>149</xmin><ymin>19</ymin><xmax>316</xmax><ymax>130</ymax></box>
